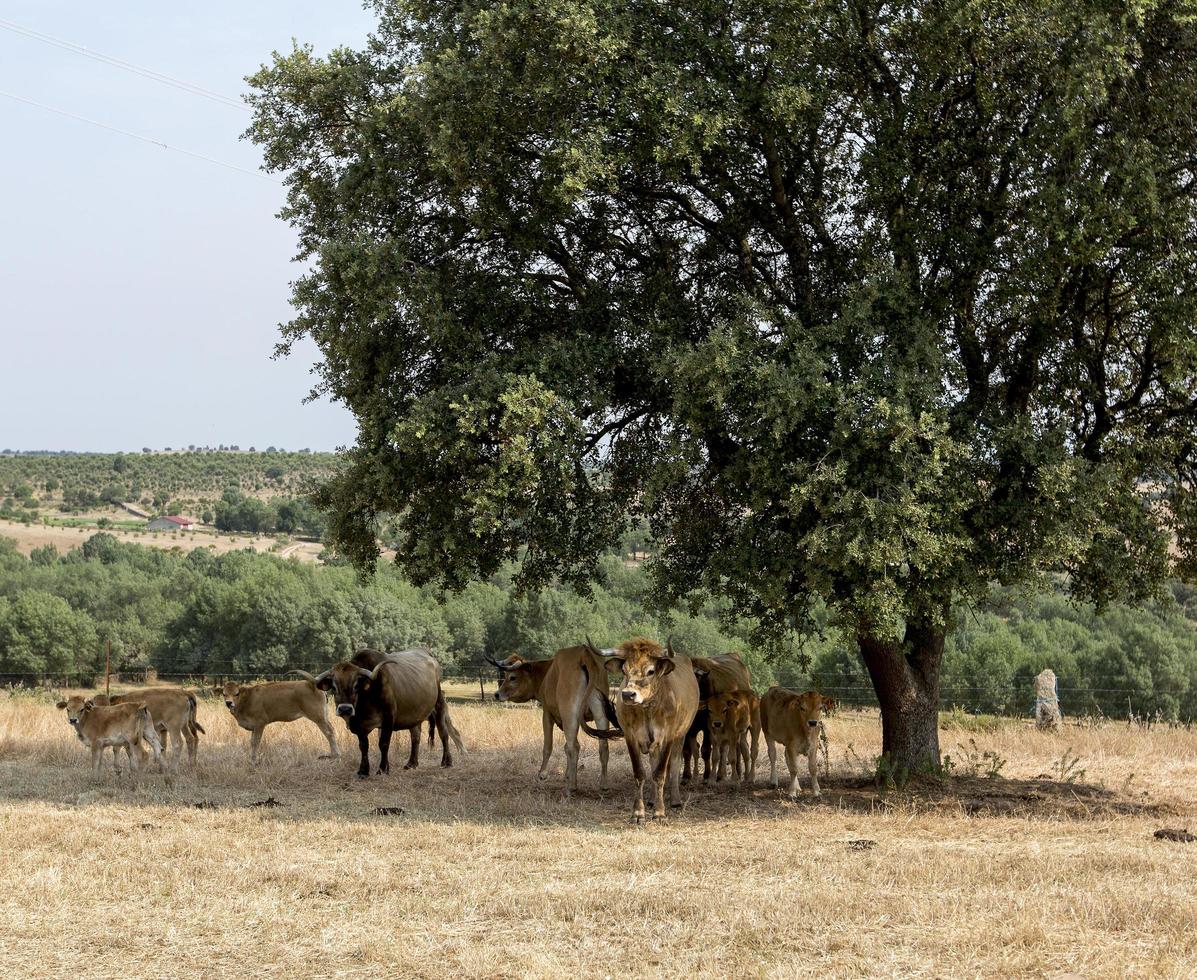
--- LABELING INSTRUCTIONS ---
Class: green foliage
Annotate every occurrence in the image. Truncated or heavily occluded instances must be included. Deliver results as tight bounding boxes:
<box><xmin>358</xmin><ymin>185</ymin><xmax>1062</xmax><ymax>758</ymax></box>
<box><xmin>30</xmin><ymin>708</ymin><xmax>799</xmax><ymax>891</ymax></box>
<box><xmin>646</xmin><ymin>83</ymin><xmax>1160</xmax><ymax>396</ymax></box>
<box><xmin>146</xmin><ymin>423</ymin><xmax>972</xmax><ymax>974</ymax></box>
<box><xmin>247</xmin><ymin>0</ymin><xmax>1197</xmax><ymax>652</ymax></box>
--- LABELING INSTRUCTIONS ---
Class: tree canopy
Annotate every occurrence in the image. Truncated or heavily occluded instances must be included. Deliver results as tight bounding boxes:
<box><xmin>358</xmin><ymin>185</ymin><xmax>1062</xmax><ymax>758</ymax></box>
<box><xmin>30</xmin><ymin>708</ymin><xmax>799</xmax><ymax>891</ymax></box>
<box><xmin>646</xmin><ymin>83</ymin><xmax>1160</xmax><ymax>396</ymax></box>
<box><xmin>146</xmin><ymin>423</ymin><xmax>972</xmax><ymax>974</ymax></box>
<box><xmin>248</xmin><ymin>0</ymin><xmax>1197</xmax><ymax>767</ymax></box>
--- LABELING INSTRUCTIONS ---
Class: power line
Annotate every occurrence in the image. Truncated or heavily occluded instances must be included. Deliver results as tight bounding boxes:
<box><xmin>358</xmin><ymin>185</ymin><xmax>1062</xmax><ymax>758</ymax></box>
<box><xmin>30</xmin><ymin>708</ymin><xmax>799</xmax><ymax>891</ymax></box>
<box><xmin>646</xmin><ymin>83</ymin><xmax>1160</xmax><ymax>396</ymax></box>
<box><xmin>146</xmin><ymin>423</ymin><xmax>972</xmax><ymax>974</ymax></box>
<box><xmin>0</xmin><ymin>89</ymin><xmax>278</xmax><ymax>183</ymax></box>
<box><xmin>0</xmin><ymin>17</ymin><xmax>248</xmax><ymax>111</ymax></box>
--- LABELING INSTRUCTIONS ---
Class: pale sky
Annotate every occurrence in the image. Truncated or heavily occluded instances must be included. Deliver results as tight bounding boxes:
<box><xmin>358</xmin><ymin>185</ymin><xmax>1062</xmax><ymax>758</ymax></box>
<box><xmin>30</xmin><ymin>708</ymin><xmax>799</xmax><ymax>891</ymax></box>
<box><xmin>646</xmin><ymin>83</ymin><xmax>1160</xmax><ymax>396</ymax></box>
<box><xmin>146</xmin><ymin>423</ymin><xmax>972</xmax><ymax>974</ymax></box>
<box><xmin>0</xmin><ymin>1</ymin><xmax>376</xmax><ymax>452</ymax></box>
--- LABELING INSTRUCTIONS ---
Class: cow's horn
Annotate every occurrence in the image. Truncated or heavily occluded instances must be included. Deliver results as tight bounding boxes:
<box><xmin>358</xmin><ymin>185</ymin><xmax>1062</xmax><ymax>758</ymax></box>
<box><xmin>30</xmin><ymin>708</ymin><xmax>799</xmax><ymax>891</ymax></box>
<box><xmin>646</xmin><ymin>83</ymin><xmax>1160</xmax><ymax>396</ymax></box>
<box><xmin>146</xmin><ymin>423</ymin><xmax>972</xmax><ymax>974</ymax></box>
<box><xmin>666</xmin><ymin>634</ymin><xmax>676</xmax><ymax>657</ymax></box>
<box><xmin>289</xmin><ymin>669</ymin><xmax>317</xmax><ymax>681</ymax></box>
<box><xmin>366</xmin><ymin>659</ymin><xmax>395</xmax><ymax>681</ymax></box>
<box><xmin>485</xmin><ymin>654</ymin><xmax>512</xmax><ymax>671</ymax></box>
<box><xmin>585</xmin><ymin>635</ymin><xmax>605</xmax><ymax>657</ymax></box>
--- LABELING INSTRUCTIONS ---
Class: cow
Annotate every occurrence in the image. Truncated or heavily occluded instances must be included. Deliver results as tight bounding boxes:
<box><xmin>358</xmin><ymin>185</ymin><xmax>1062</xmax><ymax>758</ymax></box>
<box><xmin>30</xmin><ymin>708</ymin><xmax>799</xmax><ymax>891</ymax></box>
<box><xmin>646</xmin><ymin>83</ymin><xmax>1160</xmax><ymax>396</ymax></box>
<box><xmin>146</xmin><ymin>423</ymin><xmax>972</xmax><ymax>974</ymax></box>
<box><xmin>215</xmin><ymin>679</ymin><xmax>340</xmax><ymax>763</ymax></box>
<box><xmin>309</xmin><ymin>648</ymin><xmax>465</xmax><ymax>778</ymax></box>
<box><xmin>759</xmin><ymin>687</ymin><xmax>826</xmax><ymax>799</ymax></box>
<box><xmin>93</xmin><ymin>688</ymin><xmax>204</xmax><ymax>769</ymax></box>
<box><xmin>56</xmin><ymin>695</ymin><xmax>164</xmax><ymax>773</ymax></box>
<box><xmin>684</xmin><ymin>653</ymin><xmax>755</xmax><ymax>784</ymax></box>
<box><xmin>706</xmin><ymin>689</ymin><xmax>760</xmax><ymax>787</ymax></box>
<box><xmin>487</xmin><ymin>644</ymin><xmax>618</xmax><ymax>796</ymax></box>
<box><xmin>583</xmin><ymin>637</ymin><xmax>699</xmax><ymax>824</ymax></box>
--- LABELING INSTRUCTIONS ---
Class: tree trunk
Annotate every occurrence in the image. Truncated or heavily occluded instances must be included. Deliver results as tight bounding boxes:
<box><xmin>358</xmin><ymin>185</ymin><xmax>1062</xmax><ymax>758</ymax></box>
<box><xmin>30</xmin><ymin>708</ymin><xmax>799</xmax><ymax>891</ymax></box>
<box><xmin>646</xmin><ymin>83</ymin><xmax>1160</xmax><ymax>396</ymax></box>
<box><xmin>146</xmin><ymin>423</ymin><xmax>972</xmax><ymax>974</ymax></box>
<box><xmin>858</xmin><ymin>620</ymin><xmax>945</xmax><ymax>774</ymax></box>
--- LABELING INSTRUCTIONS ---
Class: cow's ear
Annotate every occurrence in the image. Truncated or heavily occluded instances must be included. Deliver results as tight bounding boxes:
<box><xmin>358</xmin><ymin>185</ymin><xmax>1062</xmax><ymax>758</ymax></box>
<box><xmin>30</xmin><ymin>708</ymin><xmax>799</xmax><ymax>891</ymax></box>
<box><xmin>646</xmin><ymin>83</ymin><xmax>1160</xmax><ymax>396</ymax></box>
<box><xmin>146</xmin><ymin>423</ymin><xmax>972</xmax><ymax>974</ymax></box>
<box><xmin>83</xmin><ymin>699</ymin><xmax>95</xmax><ymax>710</ymax></box>
<box><xmin>698</xmin><ymin>699</ymin><xmax>709</xmax><ymax>711</ymax></box>
<box><xmin>315</xmin><ymin>677</ymin><xmax>333</xmax><ymax>691</ymax></box>
<box><xmin>692</xmin><ymin>666</ymin><xmax>708</xmax><ymax>677</ymax></box>
<box><xmin>655</xmin><ymin>658</ymin><xmax>675</xmax><ymax>677</ymax></box>
<box><xmin>56</xmin><ymin>700</ymin><xmax>67</xmax><ymax>710</ymax></box>
<box><xmin>604</xmin><ymin>658</ymin><xmax>625</xmax><ymax>676</ymax></box>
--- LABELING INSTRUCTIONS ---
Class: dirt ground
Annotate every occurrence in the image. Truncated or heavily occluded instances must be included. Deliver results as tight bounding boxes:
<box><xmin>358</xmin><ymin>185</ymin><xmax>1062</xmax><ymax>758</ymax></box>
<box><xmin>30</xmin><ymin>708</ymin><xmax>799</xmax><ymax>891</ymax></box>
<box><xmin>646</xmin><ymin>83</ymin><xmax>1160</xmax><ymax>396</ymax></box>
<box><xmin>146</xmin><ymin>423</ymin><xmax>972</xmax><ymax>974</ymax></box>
<box><xmin>0</xmin><ymin>690</ymin><xmax>1194</xmax><ymax>978</ymax></box>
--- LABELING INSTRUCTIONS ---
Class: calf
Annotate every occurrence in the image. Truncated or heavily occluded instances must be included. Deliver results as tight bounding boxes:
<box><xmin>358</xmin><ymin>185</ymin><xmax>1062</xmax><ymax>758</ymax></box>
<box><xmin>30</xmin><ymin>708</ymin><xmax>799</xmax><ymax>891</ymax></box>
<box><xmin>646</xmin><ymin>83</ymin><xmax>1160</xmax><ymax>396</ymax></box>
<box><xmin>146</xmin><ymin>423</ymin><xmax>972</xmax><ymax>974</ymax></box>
<box><xmin>759</xmin><ymin>687</ymin><xmax>825</xmax><ymax>799</ymax></box>
<box><xmin>93</xmin><ymin>688</ymin><xmax>204</xmax><ymax>768</ymax></box>
<box><xmin>216</xmin><ymin>679</ymin><xmax>340</xmax><ymax>763</ymax></box>
<box><xmin>584</xmin><ymin>637</ymin><xmax>699</xmax><ymax>823</ymax></box>
<box><xmin>706</xmin><ymin>689</ymin><xmax>760</xmax><ymax>787</ymax></box>
<box><xmin>56</xmin><ymin>695</ymin><xmax>164</xmax><ymax>773</ymax></box>
<box><xmin>489</xmin><ymin>644</ymin><xmax>616</xmax><ymax>796</ymax></box>
<box><xmin>683</xmin><ymin>653</ymin><xmax>753</xmax><ymax>784</ymax></box>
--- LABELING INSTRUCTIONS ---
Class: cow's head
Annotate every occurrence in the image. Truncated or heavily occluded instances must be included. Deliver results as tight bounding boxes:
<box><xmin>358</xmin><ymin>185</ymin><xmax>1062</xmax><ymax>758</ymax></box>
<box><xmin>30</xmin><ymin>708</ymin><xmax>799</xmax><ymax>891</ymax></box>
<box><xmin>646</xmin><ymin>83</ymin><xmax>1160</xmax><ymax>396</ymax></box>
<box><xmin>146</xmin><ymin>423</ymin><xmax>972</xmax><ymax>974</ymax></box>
<box><xmin>595</xmin><ymin>636</ymin><xmax>676</xmax><ymax>706</ymax></box>
<box><xmin>708</xmin><ymin>690</ymin><xmax>753</xmax><ymax>735</ymax></box>
<box><xmin>488</xmin><ymin>654</ymin><xmax>537</xmax><ymax>703</ymax></box>
<box><xmin>215</xmin><ymin>680</ymin><xmax>244</xmax><ymax>712</ymax></box>
<box><xmin>56</xmin><ymin>695</ymin><xmax>93</xmax><ymax>730</ymax></box>
<box><xmin>310</xmin><ymin>660</ymin><xmax>392</xmax><ymax>719</ymax></box>
<box><xmin>794</xmin><ymin>690</ymin><xmax>826</xmax><ymax>730</ymax></box>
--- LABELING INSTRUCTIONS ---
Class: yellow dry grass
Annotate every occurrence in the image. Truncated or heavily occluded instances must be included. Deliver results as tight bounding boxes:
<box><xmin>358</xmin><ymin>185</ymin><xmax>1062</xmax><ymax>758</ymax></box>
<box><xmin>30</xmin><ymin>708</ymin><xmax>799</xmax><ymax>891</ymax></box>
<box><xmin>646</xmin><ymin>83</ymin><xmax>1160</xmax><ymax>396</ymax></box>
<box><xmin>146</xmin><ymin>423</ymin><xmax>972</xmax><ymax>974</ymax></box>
<box><xmin>0</xmin><ymin>518</ymin><xmax>318</xmax><ymax>562</ymax></box>
<box><xmin>1</xmin><ymin>689</ymin><xmax>1195</xmax><ymax>979</ymax></box>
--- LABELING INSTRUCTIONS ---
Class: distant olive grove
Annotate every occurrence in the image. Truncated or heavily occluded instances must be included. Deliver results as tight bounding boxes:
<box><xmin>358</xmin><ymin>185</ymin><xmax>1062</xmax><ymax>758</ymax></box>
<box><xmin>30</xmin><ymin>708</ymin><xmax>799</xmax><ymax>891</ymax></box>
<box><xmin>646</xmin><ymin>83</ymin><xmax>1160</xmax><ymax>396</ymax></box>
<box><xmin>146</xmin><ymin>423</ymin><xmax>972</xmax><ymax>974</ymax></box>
<box><xmin>1</xmin><ymin>533</ymin><xmax>1196</xmax><ymax>721</ymax></box>
<box><xmin>0</xmin><ymin>450</ymin><xmax>338</xmax><ymax>522</ymax></box>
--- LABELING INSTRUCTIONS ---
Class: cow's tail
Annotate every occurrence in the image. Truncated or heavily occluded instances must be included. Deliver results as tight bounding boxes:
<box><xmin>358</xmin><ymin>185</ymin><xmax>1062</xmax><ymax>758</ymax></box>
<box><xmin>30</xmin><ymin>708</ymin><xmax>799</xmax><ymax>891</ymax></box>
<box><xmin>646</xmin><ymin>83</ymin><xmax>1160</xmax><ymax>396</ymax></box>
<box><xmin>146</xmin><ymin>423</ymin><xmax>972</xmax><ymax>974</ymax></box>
<box><xmin>427</xmin><ymin>713</ymin><xmax>437</xmax><ymax>746</ymax></box>
<box><xmin>581</xmin><ymin>694</ymin><xmax>624</xmax><ymax>740</ymax></box>
<box><xmin>187</xmin><ymin>693</ymin><xmax>206</xmax><ymax>735</ymax></box>
<box><xmin>441</xmin><ymin>702</ymin><xmax>467</xmax><ymax>756</ymax></box>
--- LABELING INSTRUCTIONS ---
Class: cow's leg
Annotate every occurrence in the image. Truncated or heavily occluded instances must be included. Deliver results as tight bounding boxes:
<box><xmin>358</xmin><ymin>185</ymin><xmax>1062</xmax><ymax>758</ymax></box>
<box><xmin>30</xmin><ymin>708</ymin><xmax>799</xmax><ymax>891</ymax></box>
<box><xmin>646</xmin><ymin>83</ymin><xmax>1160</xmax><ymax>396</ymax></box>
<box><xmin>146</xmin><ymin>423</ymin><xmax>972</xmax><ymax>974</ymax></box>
<box><xmin>250</xmin><ymin>726</ymin><xmax>265</xmax><ymax>765</ymax></box>
<box><xmin>91</xmin><ymin>744</ymin><xmax>104</xmax><ymax>773</ymax></box>
<box><xmin>739</xmin><ymin>731</ymin><xmax>753</xmax><ymax>787</ymax></box>
<box><xmin>165</xmin><ymin>725</ymin><xmax>182</xmax><ymax>770</ymax></box>
<box><xmin>651</xmin><ymin>744</ymin><xmax>671</xmax><ymax>820</ymax></box>
<box><xmin>807</xmin><ymin>745</ymin><xmax>821</xmax><ymax>798</ymax></box>
<box><xmin>626</xmin><ymin>740</ymin><xmax>647</xmax><ymax>824</ymax></box>
<box><xmin>379</xmin><ymin>726</ymin><xmax>395</xmax><ymax>774</ymax></box>
<box><xmin>784</xmin><ymin>743</ymin><xmax>801</xmax><ymax>799</ymax></box>
<box><xmin>313</xmin><ymin>715</ymin><xmax>340</xmax><ymax>759</ymax></box>
<box><xmin>682</xmin><ymin>730</ymin><xmax>696</xmax><ymax>783</ymax></box>
<box><xmin>181</xmin><ymin>721</ymin><xmax>198</xmax><ymax>767</ymax></box>
<box><xmin>401</xmin><ymin>723</ymin><xmax>419</xmax><ymax>770</ymax></box>
<box><xmin>434</xmin><ymin>693</ymin><xmax>453</xmax><ymax>767</ymax></box>
<box><xmin>668</xmin><ymin>737</ymin><xmax>684</xmax><ymax>809</ymax></box>
<box><xmin>766</xmin><ymin>736</ymin><xmax>779</xmax><ymax>789</ymax></box>
<box><xmin>562</xmin><ymin>714</ymin><xmax>582</xmax><ymax>798</ymax></box>
<box><xmin>355</xmin><ymin>730</ymin><xmax>371</xmax><ymax>778</ymax></box>
<box><xmin>536</xmin><ymin>710</ymin><xmax>554</xmax><ymax>783</ymax></box>
<box><xmin>715</xmin><ymin>738</ymin><xmax>727</xmax><ymax>783</ymax></box>
<box><xmin>701</xmin><ymin>730</ymin><xmax>713</xmax><ymax>784</ymax></box>
<box><xmin>587</xmin><ymin>692</ymin><xmax>611</xmax><ymax>791</ymax></box>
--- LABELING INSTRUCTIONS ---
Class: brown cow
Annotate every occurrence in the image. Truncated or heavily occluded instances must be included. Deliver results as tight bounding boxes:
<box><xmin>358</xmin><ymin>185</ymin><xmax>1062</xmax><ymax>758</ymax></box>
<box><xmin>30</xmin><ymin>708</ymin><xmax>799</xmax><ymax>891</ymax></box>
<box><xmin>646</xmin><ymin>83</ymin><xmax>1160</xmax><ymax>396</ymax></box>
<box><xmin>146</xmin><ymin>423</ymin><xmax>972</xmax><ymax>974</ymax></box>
<box><xmin>93</xmin><ymin>688</ymin><xmax>203</xmax><ymax>769</ymax></box>
<box><xmin>488</xmin><ymin>645</ymin><xmax>616</xmax><ymax>796</ymax></box>
<box><xmin>216</xmin><ymin>679</ymin><xmax>340</xmax><ymax>763</ymax></box>
<box><xmin>56</xmin><ymin>695</ymin><xmax>164</xmax><ymax>773</ymax></box>
<box><xmin>706</xmin><ymin>689</ymin><xmax>760</xmax><ymax>787</ymax></box>
<box><xmin>583</xmin><ymin>637</ymin><xmax>699</xmax><ymax>823</ymax></box>
<box><xmin>684</xmin><ymin>653</ymin><xmax>755</xmax><ymax>784</ymax></box>
<box><xmin>759</xmin><ymin>687</ymin><xmax>826</xmax><ymax>799</ymax></box>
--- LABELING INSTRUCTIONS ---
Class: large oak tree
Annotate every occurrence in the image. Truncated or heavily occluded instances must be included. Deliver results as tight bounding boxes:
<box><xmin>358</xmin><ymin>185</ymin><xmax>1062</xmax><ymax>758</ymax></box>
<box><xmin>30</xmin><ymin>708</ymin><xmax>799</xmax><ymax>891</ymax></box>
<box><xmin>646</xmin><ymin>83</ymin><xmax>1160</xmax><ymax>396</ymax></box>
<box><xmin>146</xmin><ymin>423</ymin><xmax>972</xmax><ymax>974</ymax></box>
<box><xmin>249</xmin><ymin>0</ymin><xmax>1197</xmax><ymax>769</ymax></box>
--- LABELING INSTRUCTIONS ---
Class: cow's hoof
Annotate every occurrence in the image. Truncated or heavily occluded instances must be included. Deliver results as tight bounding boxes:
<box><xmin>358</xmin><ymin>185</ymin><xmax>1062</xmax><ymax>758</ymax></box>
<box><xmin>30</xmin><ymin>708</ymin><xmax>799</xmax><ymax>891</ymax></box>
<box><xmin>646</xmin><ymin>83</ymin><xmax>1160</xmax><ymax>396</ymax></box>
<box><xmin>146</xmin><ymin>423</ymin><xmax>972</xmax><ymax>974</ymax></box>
<box><xmin>787</xmin><ymin>793</ymin><xmax>799</xmax><ymax>802</ymax></box>
<box><xmin>630</xmin><ymin>814</ymin><xmax>645</xmax><ymax>826</ymax></box>
<box><xmin>440</xmin><ymin>759</ymin><xmax>453</xmax><ymax>769</ymax></box>
<box><xmin>356</xmin><ymin>772</ymin><xmax>370</xmax><ymax>780</ymax></box>
<box><xmin>670</xmin><ymin>801</ymin><xmax>684</xmax><ymax>810</ymax></box>
<box><xmin>650</xmin><ymin>812</ymin><xmax>667</xmax><ymax>822</ymax></box>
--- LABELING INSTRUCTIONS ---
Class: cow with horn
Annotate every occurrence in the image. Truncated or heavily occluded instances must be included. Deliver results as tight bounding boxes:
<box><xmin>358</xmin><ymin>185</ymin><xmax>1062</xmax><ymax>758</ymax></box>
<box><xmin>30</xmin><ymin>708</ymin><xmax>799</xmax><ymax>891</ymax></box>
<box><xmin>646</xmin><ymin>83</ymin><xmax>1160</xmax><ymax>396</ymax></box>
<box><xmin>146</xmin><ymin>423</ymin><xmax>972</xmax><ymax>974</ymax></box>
<box><xmin>583</xmin><ymin>636</ymin><xmax>700</xmax><ymax>824</ymax></box>
<box><xmin>487</xmin><ymin>644</ymin><xmax>620</xmax><ymax>797</ymax></box>
<box><xmin>304</xmin><ymin>647</ymin><xmax>465</xmax><ymax>778</ymax></box>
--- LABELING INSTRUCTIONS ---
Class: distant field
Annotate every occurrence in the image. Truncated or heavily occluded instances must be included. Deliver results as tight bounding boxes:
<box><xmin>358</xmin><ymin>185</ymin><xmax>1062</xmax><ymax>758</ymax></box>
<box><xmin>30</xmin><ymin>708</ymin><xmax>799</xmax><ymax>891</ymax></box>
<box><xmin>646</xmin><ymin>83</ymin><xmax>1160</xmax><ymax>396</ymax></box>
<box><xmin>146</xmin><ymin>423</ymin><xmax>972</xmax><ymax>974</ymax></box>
<box><xmin>0</xmin><ymin>517</ymin><xmax>322</xmax><ymax>563</ymax></box>
<box><xmin>0</xmin><ymin>692</ymin><xmax>1194</xmax><ymax>978</ymax></box>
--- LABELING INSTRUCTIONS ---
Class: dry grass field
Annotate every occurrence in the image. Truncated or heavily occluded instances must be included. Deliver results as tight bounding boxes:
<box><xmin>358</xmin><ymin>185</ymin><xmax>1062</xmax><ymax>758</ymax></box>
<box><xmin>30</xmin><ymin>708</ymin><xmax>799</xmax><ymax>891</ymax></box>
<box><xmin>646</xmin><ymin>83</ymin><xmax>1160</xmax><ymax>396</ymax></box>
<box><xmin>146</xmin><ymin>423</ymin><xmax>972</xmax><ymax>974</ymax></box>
<box><xmin>0</xmin><ymin>517</ymin><xmax>322</xmax><ymax>562</ymax></box>
<box><xmin>1</xmin><ymin>685</ymin><xmax>1195</xmax><ymax>979</ymax></box>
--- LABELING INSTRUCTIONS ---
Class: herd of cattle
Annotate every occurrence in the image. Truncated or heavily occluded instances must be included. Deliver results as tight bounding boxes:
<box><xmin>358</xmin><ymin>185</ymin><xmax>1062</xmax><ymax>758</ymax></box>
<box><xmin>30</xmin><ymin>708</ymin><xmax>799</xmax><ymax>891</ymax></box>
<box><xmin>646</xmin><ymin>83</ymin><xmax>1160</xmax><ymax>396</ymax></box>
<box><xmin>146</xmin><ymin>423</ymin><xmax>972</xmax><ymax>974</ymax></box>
<box><xmin>54</xmin><ymin>637</ymin><xmax>831</xmax><ymax>822</ymax></box>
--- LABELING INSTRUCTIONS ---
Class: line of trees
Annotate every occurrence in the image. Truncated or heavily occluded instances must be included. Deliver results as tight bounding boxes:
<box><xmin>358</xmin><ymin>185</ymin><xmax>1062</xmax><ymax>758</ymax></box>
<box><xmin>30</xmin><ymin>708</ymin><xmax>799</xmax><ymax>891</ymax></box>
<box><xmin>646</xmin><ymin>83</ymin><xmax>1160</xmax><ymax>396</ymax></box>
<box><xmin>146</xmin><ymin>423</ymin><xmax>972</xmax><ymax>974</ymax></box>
<box><xmin>2</xmin><ymin>533</ymin><xmax>1196</xmax><ymax>720</ymax></box>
